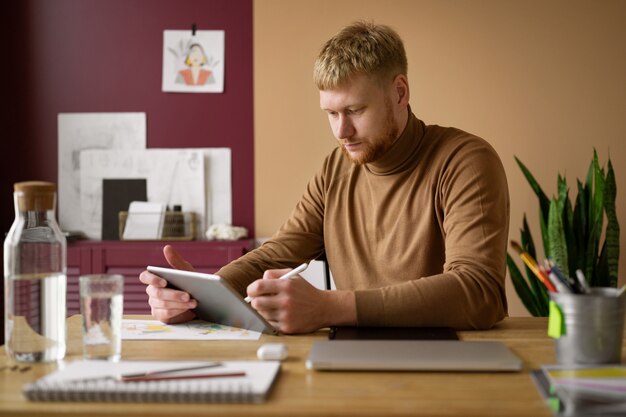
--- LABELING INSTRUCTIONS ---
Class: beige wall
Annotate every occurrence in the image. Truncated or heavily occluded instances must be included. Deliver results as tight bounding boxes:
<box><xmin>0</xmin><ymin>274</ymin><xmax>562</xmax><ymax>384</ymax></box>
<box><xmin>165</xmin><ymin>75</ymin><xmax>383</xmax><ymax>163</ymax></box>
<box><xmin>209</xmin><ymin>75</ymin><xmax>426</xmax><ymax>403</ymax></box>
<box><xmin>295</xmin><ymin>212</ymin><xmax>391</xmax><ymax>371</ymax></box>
<box><xmin>253</xmin><ymin>0</ymin><xmax>626</xmax><ymax>316</ymax></box>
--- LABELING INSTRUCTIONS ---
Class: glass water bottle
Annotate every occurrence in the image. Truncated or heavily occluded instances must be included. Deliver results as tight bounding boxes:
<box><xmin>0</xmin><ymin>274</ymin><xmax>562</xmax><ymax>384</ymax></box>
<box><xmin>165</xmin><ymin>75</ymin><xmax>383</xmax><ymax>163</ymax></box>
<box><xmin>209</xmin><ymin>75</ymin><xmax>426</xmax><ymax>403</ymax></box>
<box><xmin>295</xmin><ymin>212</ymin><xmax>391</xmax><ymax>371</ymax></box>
<box><xmin>3</xmin><ymin>181</ymin><xmax>67</xmax><ymax>362</ymax></box>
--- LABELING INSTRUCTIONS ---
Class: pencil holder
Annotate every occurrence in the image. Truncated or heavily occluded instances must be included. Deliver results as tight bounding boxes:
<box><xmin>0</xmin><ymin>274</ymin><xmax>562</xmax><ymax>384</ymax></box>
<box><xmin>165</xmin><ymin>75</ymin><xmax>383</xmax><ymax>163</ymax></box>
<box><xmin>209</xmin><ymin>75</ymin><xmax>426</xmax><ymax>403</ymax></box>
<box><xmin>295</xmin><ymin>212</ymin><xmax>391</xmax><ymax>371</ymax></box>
<box><xmin>549</xmin><ymin>288</ymin><xmax>626</xmax><ymax>365</ymax></box>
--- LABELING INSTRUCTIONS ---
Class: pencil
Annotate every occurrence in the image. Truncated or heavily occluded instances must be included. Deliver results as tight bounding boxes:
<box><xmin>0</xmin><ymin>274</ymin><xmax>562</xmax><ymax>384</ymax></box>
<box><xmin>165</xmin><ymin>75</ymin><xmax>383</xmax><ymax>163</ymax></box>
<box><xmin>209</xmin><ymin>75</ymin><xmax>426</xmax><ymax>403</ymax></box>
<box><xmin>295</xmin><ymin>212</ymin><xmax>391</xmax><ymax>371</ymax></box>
<box><xmin>121</xmin><ymin>371</ymin><xmax>246</xmax><ymax>382</ymax></box>
<box><xmin>510</xmin><ymin>241</ymin><xmax>557</xmax><ymax>292</ymax></box>
<box><xmin>575</xmin><ymin>269</ymin><xmax>591</xmax><ymax>294</ymax></box>
<box><xmin>120</xmin><ymin>363</ymin><xmax>222</xmax><ymax>379</ymax></box>
<box><xmin>544</xmin><ymin>260</ymin><xmax>577</xmax><ymax>293</ymax></box>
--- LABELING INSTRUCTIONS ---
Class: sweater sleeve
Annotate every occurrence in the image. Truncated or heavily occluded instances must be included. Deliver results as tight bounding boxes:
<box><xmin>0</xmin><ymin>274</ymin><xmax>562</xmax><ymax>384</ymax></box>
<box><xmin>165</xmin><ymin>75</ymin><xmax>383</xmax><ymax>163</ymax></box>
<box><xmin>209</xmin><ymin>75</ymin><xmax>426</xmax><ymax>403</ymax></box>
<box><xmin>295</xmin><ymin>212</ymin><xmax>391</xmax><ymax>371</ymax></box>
<box><xmin>354</xmin><ymin>139</ymin><xmax>510</xmax><ymax>330</ymax></box>
<box><xmin>215</xmin><ymin>161</ymin><xmax>328</xmax><ymax>295</ymax></box>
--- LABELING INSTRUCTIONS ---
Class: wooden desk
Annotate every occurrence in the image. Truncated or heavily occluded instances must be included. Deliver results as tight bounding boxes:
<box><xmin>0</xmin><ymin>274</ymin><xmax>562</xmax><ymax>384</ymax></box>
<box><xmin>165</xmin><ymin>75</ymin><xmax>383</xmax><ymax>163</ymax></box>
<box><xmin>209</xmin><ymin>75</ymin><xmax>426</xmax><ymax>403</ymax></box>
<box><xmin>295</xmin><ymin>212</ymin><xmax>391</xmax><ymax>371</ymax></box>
<box><xmin>0</xmin><ymin>316</ymin><xmax>615</xmax><ymax>417</ymax></box>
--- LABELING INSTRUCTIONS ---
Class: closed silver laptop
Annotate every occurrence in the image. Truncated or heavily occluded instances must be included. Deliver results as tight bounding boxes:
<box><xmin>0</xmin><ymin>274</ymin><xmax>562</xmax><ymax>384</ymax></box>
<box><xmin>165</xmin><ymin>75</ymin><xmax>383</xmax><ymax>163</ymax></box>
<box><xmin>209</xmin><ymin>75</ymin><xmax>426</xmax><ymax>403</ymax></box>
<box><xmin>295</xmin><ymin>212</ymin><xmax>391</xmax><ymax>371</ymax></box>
<box><xmin>306</xmin><ymin>340</ymin><xmax>523</xmax><ymax>371</ymax></box>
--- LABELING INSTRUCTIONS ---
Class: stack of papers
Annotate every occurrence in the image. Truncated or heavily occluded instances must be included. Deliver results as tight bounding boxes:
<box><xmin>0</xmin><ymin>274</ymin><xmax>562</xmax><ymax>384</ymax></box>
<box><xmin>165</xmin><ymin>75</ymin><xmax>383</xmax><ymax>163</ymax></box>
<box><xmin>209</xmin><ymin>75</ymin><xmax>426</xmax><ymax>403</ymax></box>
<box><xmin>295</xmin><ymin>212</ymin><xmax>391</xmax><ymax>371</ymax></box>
<box><xmin>531</xmin><ymin>365</ymin><xmax>626</xmax><ymax>416</ymax></box>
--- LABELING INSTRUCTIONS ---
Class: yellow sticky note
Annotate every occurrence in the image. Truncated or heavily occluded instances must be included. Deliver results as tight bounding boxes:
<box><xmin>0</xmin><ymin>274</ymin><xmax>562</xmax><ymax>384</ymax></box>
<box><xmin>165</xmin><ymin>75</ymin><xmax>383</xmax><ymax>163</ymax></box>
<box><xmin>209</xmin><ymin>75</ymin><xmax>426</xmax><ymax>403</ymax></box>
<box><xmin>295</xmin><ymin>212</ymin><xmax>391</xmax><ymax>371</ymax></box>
<box><xmin>548</xmin><ymin>367</ymin><xmax>626</xmax><ymax>379</ymax></box>
<box><xmin>548</xmin><ymin>301</ymin><xmax>565</xmax><ymax>339</ymax></box>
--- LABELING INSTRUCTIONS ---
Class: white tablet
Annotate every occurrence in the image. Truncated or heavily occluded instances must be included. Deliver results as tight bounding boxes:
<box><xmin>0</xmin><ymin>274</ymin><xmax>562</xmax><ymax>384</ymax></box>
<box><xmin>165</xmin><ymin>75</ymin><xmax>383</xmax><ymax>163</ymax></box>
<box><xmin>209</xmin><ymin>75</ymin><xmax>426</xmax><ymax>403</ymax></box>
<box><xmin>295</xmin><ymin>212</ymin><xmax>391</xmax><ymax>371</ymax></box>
<box><xmin>147</xmin><ymin>266</ymin><xmax>278</xmax><ymax>335</ymax></box>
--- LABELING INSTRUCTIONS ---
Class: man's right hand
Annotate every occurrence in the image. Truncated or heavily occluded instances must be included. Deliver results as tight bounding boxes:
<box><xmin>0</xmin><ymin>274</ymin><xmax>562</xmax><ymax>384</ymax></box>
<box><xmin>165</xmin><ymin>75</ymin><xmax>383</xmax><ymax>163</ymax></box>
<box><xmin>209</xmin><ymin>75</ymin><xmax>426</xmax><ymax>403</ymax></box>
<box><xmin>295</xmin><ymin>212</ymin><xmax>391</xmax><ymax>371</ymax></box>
<box><xmin>139</xmin><ymin>244</ymin><xmax>198</xmax><ymax>324</ymax></box>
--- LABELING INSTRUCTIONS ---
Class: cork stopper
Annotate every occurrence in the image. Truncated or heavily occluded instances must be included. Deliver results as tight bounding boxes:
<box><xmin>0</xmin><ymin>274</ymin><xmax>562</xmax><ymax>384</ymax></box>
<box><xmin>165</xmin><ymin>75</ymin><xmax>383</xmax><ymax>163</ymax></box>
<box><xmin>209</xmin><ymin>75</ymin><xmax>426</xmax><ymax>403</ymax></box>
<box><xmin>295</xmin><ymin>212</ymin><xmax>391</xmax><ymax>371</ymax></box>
<box><xmin>14</xmin><ymin>181</ymin><xmax>57</xmax><ymax>211</ymax></box>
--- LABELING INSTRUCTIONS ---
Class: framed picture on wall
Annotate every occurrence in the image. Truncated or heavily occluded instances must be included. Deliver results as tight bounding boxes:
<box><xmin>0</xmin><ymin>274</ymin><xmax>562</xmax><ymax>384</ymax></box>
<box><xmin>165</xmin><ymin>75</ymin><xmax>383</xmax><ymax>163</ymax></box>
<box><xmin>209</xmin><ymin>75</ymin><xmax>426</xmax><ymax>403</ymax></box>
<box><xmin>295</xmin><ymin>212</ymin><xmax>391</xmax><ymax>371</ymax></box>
<box><xmin>162</xmin><ymin>29</ymin><xmax>225</xmax><ymax>93</ymax></box>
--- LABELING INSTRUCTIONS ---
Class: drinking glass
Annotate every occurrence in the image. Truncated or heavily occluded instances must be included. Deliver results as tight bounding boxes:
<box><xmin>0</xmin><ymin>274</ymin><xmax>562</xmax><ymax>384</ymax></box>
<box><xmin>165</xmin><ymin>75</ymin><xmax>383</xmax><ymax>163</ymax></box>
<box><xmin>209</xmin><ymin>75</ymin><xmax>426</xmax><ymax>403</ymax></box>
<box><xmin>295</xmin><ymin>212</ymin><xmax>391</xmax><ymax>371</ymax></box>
<box><xmin>79</xmin><ymin>274</ymin><xmax>124</xmax><ymax>361</ymax></box>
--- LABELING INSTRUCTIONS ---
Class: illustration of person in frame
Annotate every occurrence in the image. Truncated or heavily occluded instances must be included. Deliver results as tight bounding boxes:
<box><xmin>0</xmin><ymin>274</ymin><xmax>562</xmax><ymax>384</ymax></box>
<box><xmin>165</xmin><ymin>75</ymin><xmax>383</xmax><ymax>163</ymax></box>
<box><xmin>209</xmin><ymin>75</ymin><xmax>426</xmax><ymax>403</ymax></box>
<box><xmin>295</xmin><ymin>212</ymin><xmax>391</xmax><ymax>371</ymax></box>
<box><xmin>175</xmin><ymin>43</ymin><xmax>216</xmax><ymax>86</ymax></box>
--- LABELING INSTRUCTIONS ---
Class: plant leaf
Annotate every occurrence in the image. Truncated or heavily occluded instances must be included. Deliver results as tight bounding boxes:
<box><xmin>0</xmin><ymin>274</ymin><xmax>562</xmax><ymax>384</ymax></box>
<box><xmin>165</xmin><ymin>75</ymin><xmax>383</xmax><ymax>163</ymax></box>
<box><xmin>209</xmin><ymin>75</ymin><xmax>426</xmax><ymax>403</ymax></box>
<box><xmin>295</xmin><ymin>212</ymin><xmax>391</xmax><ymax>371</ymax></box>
<box><xmin>597</xmin><ymin>240</ymin><xmax>609</xmax><ymax>287</ymax></box>
<box><xmin>522</xmin><ymin>214</ymin><xmax>537</xmax><ymax>259</ymax></box>
<box><xmin>557</xmin><ymin>174</ymin><xmax>577</xmax><ymax>274</ymax></box>
<box><xmin>548</xmin><ymin>197</ymin><xmax>569</xmax><ymax>278</ymax></box>
<box><xmin>557</xmin><ymin>174</ymin><xmax>567</xmax><ymax>214</ymax></box>
<box><xmin>539</xmin><ymin>208</ymin><xmax>550</xmax><ymax>260</ymax></box>
<box><xmin>521</xmin><ymin>217</ymin><xmax>549</xmax><ymax>315</ymax></box>
<box><xmin>593</xmin><ymin>150</ymin><xmax>605</xmax><ymax>227</ymax></box>
<box><xmin>603</xmin><ymin>158</ymin><xmax>620</xmax><ymax>287</ymax></box>
<box><xmin>565</xmin><ymin>198</ymin><xmax>576</xmax><ymax>275</ymax></box>
<box><xmin>585</xmin><ymin>158</ymin><xmax>594</xmax><ymax>248</ymax></box>
<box><xmin>515</xmin><ymin>157</ymin><xmax>551</xmax><ymax>228</ymax></box>
<box><xmin>507</xmin><ymin>254</ymin><xmax>542</xmax><ymax>316</ymax></box>
<box><xmin>572</xmin><ymin>179</ymin><xmax>587</xmax><ymax>273</ymax></box>
<box><xmin>587</xmin><ymin>150</ymin><xmax>605</xmax><ymax>285</ymax></box>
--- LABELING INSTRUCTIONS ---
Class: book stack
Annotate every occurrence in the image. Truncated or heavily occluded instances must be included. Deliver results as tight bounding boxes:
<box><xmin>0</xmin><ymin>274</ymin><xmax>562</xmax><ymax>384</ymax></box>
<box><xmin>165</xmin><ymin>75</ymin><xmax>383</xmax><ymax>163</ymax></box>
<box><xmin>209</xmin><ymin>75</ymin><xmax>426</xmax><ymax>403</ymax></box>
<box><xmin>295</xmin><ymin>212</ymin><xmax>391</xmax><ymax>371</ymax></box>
<box><xmin>531</xmin><ymin>365</ymin><xmax>626</xmax><ymax>416</ymax></box>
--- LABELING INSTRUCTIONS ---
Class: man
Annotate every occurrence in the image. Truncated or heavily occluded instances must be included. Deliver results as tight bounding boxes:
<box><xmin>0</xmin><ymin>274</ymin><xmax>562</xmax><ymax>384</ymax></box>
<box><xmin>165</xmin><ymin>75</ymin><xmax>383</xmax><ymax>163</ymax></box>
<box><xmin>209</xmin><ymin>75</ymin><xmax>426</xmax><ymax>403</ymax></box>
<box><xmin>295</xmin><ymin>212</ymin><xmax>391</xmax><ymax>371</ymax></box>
<box><xmin>140</xmin><ymin>22</ymin><xmax>510</xmax><ymax>334</ymax></box>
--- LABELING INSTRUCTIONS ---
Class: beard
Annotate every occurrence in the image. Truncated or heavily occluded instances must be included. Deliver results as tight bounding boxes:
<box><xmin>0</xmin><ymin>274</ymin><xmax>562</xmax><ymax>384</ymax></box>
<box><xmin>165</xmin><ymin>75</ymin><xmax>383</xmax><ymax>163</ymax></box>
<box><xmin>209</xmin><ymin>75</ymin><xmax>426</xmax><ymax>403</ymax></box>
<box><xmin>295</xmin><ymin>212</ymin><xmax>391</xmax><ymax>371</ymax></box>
<box><xmin>340</xmin><ymin>100</ymin><xmax>399</xmax><ymax>165</ymax></box>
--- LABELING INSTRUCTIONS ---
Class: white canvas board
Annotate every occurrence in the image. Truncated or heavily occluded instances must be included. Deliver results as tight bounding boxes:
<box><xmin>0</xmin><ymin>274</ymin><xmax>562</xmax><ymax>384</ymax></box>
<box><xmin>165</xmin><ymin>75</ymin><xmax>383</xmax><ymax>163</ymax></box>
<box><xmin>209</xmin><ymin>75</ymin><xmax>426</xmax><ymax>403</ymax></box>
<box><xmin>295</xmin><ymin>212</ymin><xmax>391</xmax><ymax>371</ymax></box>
<box><xmin>195</xmin><ymin>148</ymin><xmax>232</xmax><ymax>227</ymax></box>
<box><xmin>159</xmin><ymin>148</ymin><xmax>232</xmax><ymax>231</ymax></box>
<box><xmin>162</xmin><ymin>30</ymin><xmax>225</xmax><ymax>93</ymax></box>
<box><xmin>79</xmin><ymin>149</ymin><xmax>205</xmax><ymax>240</ymax></box>
<box><xmin>114</xmin><ymin>148</ymin><xmax>232</xmax><ymax>234</ymax></box>
<box><xmin>58</xmin><ymin>112</ymin><xmax>146</xmax><ymax>233</ymax></box>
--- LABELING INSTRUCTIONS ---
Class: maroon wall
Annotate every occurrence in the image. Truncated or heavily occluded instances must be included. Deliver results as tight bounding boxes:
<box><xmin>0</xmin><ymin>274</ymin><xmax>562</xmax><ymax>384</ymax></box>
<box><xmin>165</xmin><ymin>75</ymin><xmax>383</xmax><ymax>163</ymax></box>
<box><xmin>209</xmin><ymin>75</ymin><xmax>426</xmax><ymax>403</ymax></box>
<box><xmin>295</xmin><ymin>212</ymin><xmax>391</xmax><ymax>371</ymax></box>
<box><xmin>1</xmin><ymin>0</ymin><xmax>254</xmax><ymax>232</ymax></box>
<box><xmin>0</xmin><ymin>0</ymin><xmax>254</xmax><ymax>344</ymax></box>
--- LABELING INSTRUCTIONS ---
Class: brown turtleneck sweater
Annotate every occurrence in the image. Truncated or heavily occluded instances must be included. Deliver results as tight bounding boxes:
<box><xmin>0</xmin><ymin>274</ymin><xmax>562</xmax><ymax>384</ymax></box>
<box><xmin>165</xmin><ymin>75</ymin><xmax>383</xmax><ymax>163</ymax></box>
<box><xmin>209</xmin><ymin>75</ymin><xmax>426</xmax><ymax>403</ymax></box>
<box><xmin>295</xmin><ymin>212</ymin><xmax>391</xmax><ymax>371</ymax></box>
<box><xmin>217</xmin><ymin>112</ymin><xmax>510</xmax><ymax>330</ymax></box>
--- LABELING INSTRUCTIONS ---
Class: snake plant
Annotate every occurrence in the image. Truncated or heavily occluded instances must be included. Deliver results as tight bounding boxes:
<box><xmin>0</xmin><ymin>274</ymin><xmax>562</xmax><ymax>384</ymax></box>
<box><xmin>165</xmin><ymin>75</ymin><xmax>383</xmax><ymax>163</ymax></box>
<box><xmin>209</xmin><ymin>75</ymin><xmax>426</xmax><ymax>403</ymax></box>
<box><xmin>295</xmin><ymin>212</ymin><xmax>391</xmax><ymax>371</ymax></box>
<box><xmin>508</xmin><ymin>150</ymin><xmax>619</xmax><ymax>316</ymax></box>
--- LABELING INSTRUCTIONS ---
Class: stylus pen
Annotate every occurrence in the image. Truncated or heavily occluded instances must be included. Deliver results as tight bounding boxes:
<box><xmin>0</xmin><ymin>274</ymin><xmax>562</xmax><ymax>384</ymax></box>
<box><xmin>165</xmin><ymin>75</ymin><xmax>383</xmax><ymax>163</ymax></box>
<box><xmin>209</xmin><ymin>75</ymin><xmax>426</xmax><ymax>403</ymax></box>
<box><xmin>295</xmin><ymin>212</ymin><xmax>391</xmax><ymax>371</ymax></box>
<box><xmin>244</xmin><ymin>263</ymin><xmax>309</xmax><ymax>303</ymax></box>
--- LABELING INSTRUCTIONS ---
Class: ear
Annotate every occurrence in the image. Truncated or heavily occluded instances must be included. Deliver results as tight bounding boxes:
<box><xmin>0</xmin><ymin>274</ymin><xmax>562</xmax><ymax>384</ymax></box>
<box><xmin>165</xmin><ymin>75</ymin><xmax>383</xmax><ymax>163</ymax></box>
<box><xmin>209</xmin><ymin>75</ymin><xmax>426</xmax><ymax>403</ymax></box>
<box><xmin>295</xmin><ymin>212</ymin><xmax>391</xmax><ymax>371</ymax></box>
<box><xmin>392</xmin><ymin>74</ymin><xmax>410</xmax><ymax>106</ymax></box>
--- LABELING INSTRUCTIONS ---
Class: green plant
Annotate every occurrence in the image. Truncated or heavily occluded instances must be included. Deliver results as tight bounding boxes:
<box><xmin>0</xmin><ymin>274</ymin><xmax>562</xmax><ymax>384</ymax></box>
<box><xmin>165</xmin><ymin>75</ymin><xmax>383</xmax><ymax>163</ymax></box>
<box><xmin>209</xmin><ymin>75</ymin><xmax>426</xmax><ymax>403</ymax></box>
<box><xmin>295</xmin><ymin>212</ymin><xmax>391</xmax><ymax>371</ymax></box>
<box><xmin>508</xmin><ymin>150</ymin><xmax>620</xmax><ymax>316</ymax></box>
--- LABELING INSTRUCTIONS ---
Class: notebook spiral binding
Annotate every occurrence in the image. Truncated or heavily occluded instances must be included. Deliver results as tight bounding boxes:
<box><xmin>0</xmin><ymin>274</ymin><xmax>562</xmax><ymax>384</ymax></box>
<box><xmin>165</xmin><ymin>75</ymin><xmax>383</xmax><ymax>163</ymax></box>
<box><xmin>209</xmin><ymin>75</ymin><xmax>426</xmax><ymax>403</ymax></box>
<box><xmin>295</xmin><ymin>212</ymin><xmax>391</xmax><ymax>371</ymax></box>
<box><xmin>24</xmin><ymin>379</ymin><xmax>257</xmax><ymax>403</ymax></box>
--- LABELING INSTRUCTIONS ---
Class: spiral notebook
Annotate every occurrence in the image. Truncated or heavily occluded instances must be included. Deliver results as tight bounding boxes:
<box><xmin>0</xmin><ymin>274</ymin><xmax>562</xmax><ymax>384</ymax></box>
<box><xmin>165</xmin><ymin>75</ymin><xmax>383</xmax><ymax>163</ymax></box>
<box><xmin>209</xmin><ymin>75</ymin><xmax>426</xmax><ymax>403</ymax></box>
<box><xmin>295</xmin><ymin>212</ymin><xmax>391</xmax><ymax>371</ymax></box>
<box><xmin>24</xmin><ymin>360</ymin><xmax>280</xmax><ymax>403</ymax></box>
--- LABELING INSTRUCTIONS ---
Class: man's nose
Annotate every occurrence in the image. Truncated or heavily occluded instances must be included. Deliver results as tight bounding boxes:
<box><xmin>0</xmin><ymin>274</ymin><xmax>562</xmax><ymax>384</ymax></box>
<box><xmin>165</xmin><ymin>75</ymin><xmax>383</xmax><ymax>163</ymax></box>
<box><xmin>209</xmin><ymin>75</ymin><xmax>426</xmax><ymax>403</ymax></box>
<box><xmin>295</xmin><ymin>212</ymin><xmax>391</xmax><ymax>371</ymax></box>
<box><xmin>335</xmin><ymin>115</ymin><xmax>355</xmax><ymax>139</ymax></box>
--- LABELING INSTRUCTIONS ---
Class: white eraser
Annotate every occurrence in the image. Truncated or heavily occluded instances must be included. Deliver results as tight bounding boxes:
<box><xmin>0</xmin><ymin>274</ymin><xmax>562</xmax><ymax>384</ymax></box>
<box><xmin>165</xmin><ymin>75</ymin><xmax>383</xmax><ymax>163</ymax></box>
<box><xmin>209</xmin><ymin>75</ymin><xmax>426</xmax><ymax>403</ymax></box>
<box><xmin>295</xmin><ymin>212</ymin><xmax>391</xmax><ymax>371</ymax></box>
<box><xmin>257</xmin><ymin>343</ymin><xmax>288</xmax><ymax>361</ymax></box>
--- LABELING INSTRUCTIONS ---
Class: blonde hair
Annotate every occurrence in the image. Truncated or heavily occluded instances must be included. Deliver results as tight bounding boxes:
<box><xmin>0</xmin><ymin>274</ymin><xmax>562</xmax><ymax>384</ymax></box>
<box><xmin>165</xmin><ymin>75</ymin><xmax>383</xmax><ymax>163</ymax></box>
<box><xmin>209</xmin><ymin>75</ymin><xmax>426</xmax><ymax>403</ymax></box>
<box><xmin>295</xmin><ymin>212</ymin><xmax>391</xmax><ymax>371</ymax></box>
<box><xmin>313</xmin><ymin>21</ymin><xmax>408</xmax><ymax>90</ymax></box>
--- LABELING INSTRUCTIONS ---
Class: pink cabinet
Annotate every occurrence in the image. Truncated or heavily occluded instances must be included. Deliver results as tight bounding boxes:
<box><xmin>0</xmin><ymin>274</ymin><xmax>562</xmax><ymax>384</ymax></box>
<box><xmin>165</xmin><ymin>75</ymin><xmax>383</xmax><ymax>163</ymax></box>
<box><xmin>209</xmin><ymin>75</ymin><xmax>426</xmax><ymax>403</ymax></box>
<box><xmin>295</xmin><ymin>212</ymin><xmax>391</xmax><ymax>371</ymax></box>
<box><xmin>67</xmin><ymin>240</ymin><xmax>253</xmax><ymax>316</ymax></box>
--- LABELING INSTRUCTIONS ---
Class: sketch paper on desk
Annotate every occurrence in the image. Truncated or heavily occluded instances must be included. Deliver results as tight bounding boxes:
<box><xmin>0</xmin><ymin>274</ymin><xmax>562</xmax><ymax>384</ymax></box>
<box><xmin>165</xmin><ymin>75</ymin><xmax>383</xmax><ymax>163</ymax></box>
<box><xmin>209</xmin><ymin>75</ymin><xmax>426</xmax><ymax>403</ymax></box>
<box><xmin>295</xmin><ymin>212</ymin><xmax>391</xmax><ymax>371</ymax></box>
<box><xmin>58</xmin><ymin>113</ymin><xmax>146</xmax><ymax>233</ymax></box>
<box><xmin>121</xmin><ymin>319</ymin><xmax>261</xmax><ymax>340</ymax></box>
<box><xmin>79</xmin><ymin>149</ymin><xmax>205</xmax><ymax>240</ymax></box>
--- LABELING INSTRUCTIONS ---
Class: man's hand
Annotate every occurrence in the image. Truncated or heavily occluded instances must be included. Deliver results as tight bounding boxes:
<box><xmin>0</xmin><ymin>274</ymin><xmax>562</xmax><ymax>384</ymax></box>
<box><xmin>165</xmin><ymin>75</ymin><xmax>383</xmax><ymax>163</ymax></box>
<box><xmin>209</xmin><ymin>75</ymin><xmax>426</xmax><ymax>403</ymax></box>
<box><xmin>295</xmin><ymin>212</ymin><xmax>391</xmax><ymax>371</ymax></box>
<box><xmin>246</xmin><ymin>268</ymin><xmax>357</xmax><ymax>334</ymax></box>
<box><xmin>138</xmin><ymin>245</ymin><xmax>197</xmax><ymax>324</ymax></box>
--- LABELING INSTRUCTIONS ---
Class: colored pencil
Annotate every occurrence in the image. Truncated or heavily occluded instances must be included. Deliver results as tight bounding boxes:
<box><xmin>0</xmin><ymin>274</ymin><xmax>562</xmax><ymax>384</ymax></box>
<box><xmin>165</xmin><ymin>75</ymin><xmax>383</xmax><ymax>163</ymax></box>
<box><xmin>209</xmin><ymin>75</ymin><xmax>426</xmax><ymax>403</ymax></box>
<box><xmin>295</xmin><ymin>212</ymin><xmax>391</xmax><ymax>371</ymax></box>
<box><xmin>510</xmin><ymin>241</ymin><xmax>557</xmax><ymax>292</ymax></box>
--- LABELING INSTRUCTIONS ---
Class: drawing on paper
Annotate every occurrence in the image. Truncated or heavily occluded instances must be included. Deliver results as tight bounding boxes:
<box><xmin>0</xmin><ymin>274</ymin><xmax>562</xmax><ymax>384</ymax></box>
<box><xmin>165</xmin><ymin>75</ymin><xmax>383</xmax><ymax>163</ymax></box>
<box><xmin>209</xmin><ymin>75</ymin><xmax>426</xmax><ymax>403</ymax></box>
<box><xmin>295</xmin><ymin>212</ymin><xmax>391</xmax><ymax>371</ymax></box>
<box><xmin>121</xmin><ymin>319</ymin><xmax>261</xmax><ymax>341</ymax></box>
<box><xmin>122</xmin><ymin>321</ymin><xmax>173</xmax><ymax>335</ymax></box>
<box><xmin>183</xmin><ymin>321</ymin><xmax>253</xmax><ymax>337</ymax></box>
<box><xmin>162</xmin><ymin>30</ymin><xmax>224</xmax><ymax>93</ymax></box>
<box><xmin>176</xmin><ymin>43</ymin><xmax>216</xmax><ymax>86</ymax></box>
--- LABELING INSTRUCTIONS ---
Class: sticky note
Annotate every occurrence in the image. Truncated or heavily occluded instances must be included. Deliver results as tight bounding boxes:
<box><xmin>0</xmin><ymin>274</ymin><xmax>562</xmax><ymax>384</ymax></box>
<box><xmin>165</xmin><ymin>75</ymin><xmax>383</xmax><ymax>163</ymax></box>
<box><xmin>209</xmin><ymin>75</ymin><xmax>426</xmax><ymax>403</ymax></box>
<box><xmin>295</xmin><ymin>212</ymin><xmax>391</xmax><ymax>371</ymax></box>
<box><xmin>547</xmin><ymin>397</ymin><xmax>561</xmax><ymax>413</ymax></box>
<box><xmin>548</xmin><ymin>301</ymin><xmax>565</xmax><ymax>339</ymax></box>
